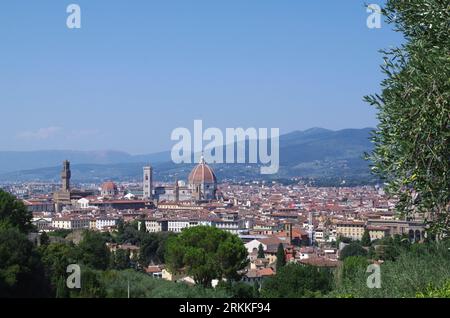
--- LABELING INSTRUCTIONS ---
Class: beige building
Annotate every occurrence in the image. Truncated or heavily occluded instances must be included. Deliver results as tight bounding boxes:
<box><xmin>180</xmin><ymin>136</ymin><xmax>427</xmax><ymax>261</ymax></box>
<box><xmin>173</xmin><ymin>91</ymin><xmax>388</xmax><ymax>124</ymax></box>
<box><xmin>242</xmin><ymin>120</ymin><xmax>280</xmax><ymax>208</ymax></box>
<box><xmin>89</xmin><ymin>219</ymin><xmax>97</xmax><ymax>229</ymax></box>
<box><xmin>52</xmin><ymin>217</ymin><xmax>90</xmax><ymax>230</ymax></box>
<box><xmin>162</xmin><ymin>268</ymin><xmax>184</xmax><ymax>282</ymax></box>
<box><xmin>161</xmin><ymin>269</ymin><xmax>196</xmax><ymax>285</ymax></box>
<box><xmin>145</xmin><ymin>219</ymin><xmax>168</xmax><ymax>233</ymax></box>
<box><xmin>367</xmin><ymin>219</ymin><xmax>427</xmax><ymax>241</ymax></box>
<box><xmin>335</xmin><ymin>221</ymin><xmax>365</xmax><ymax>241</ymax></box>
<box><xmin>367</xmin><ymin>226</ymin><xmax>390</xmax><ymax>241</ymax></box>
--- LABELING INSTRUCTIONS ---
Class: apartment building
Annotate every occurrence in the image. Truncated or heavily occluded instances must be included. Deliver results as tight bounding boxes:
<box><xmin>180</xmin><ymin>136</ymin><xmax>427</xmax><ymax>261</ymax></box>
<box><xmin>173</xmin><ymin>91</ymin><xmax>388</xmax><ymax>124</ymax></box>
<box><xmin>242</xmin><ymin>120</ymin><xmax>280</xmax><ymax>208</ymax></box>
<box><xmin>335</xmin><ymin>220</ymin><xmax>365</xmax><ymax>241</ymax></box>
<box><xmin>52</xmin><ymin>217</ymin><xmax>90</xmax><ymax>230</ymax></box>
<box><xmin>96</xmin><ymin>217</ymin><xmax>119</xmax><ymax>230</ymax></box>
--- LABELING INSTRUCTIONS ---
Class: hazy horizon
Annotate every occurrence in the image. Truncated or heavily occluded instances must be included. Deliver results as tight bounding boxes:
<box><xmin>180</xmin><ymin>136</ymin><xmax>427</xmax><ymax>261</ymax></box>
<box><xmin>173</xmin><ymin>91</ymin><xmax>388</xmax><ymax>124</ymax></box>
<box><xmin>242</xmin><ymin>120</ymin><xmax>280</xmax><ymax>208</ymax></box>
<box><xmin>0</xmin><ymin>126</ymin><xmax>374</xmax><ymax>155</ymax></box>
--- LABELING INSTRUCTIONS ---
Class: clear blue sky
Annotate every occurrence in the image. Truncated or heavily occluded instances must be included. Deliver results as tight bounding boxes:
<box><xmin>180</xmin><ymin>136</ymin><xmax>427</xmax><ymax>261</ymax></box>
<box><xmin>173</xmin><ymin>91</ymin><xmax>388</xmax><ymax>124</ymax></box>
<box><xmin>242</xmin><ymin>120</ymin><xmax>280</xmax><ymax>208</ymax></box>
<box><xmin>0</xmin><ymin>0</ymin><xmax>402</xmax><ymax>154</ymax></box>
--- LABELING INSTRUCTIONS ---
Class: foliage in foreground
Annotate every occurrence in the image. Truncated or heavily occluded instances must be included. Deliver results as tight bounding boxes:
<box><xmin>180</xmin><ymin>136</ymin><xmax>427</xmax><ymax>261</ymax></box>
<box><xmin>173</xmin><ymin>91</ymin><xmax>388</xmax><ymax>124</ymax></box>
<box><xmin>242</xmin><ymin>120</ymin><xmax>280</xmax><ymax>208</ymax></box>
<box><xmin>165</xmin><ymin>226</ymin><xmax>248</xmax><ymax>287</ymax></box>
<box><xmin>330</xmin><ymin>240</ymin><xmax>450</xmax><ymax>298</ymax></box>
<box><xmin>365</xmin><ymin>0</ymin><xmax>450</xmax><ymax>236</ymax></box>
<box><xmin>416</xmin><ymin>280</ymin><xmax>450</xmax><ymax>298</ymax></box>
<box><xmin>261</xmin><ymin>264</ymin><xmax>333</xmax><ymax>298</ymax></box>
<box><xmin>61</xmin><ymin>269</ymin><xmax>229</xmax><ymax>298</ymax></box>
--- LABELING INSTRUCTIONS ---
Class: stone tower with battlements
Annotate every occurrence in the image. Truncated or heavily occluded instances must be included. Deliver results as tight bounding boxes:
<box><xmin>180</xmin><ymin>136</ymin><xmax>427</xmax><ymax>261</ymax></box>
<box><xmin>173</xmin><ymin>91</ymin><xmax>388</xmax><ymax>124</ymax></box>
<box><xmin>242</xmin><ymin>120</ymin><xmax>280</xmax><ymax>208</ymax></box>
<box><xmin>53</xmin><ymin>160</ymin><xmax>72</xmax><ymax>212</ymax></box>
<box><xmin>61</xmin><ymin>160</ymin><xmax>71</xmax><ymax>192</ymax></box>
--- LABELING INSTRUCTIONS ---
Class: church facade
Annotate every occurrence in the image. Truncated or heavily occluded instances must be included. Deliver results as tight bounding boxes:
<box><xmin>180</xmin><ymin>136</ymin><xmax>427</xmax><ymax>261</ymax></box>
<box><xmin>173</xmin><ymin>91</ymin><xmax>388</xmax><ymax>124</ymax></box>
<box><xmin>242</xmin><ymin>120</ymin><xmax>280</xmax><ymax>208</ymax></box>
<box><xmin>145</xmin><ymin>156</ymin><xmax>218</xmax><ymax>202</ymax></box>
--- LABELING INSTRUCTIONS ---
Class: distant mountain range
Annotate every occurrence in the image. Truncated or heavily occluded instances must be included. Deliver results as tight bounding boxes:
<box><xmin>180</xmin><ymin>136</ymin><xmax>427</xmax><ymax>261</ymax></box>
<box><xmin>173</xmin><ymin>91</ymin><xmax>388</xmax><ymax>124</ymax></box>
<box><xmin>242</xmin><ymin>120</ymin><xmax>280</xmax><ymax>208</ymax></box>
<box><xmin>0</xmin><ymin>149</ymin><xmax>170</xmax><ymax>174</ymax></box>
<box><xmin>0</xmin><ymin>128</ymin><xmax>378</xmax><ymax>185</ymax></box>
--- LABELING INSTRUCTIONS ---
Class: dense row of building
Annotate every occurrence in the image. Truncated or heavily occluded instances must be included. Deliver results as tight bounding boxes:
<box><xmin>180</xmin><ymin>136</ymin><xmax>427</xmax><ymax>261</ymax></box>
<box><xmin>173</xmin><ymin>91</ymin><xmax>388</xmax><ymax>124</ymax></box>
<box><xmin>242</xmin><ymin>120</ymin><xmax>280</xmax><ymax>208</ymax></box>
<box><xmin>2</xmin><ymin>158</ymin><xmax>428</xmax><ymax>284</ymax></box>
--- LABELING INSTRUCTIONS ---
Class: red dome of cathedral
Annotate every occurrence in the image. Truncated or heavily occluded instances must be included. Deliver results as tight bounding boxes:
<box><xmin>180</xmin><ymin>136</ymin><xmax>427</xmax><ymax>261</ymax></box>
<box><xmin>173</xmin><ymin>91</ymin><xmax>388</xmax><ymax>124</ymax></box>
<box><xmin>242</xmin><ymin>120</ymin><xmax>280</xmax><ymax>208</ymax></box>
<box><xmin>188</xmin><ymin>156</ymin><xmax>217</xmax><ymax>185</ymax></box>
<box><xmin>101</xmin><ymin>181</ymin><xmax>117</xmax><ymax>191</ymax></box>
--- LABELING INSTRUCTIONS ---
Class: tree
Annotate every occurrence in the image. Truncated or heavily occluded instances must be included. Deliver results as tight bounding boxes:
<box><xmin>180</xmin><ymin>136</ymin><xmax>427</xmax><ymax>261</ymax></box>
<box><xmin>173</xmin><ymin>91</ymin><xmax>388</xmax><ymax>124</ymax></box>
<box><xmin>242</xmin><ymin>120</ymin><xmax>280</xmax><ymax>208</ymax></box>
<box><xmin>139</xmin><ymin>220</ymin><xmax>146</xmax><ymax>234</ymax></box>
<box><xmin>217</xmin><ymin>233</ymin><xmax>249</xmax><ymax>281</ymax></box>
<box><xmin>368</xmin><ymin>245</ymin><xmax>376</xmax><ymax>260</ymax></box>
<box><xmin>77</xmin><ymin>231</ymin><xmax>111</xmax><ymax>270</ymax></box>
<box><xmin>39</xmin><ymin>242</ymin><xmax>79</xmax><ymax>291</ymax></box>
<box><xmin>98</xmin><ymin>268</ymin><xmax>230</xmax><ymax>298</ymax></box>
<box><xmin>165</xmin><ymin>226</ymin><xmax>248</xmax><ymax>287</ymax></box>
<box><xmin>116</xmin><ymin>219</ymin><xmax>125</xmax><ymax>236</ymax></box>
<box><xmin>55</xmin><ymin>275</ymin><xmax>70</xmax><ymax>298</ymax></box>
<box><xmin>48</xmin><ymin>229</ymin><xmax>72</xmax><ymax>239</ymax></box>
<box><xmin>0</xmin><ymin>227</ymin><xmax>51</xmax><ymax>297</ymax></box>
<box><xmin>261</xmin><ymin>264</ymin><xmax>333</xmax><ymax>298</ymax></box>
<box><xmin>257</xmin><ymin>243</ymin><xmax>265</xmax><ymax>259</ymax></box>
<box><xmin>71</xmin><ymin>267</ymin><xmax>106</xmax><ymax>298</ymax></box>
<box><xmin>365</xmin><ymin>0</ymin><xmax>450</xmax><ymax>237</ymax></box>
<box><xmin>375</xmin><ymin>235</ymin><xmax>411</xmax><ymax>261</ymax></box>
<box><xmin>117</xmin><ymin>221</ymin><xmax>141</xmax><ymax>245</ymax></box>
<box><xmin>339</xmin><ymin>242</ymin><xmax>368</xmax><ymax>260</ymax></box>
<box><xmin>217</xmin><ymin>281</ymin><xmax>259</xmax><ymax>298</ymax></box>
<box><xmin>339</xmin><ymin>237</ymin><xmax>352</xmax><ymax>244</ymax></box>
<box><xmin>0</xmin><ymin>189</ymin><xmax>34</xmax><ymax>234</ymax></box>
<box><xmin>139</xmin><ymin>232</ymin><xmax>175</xmax><ymax>267</ymax></box>
<box><xmin>40</xmin><ymin>231</ymin><xmax>50</xmax><ymax>246</ymax></box>
<box><xmin>276</xmin><ymin>243</ymin><xmax>286</xmax><ymax>270</ymax></box>
<box><xmin>113</xmin><ymin>249</ymin><xmax>130</xmax><ymax>270</ymax></box>
<box><xmin>339</xmin><ymin>256</ymin><xmax>369</xmax><ymax>283</ymax></box>
<box><xmin>361</xmin><ymin>230</ymin><xmax>371</xmax><ymax>247</ymax></box>
<box><xmin>331</xmin><ymin>239</ymin><xmax>450</xmax><ymax>298</ymax></box>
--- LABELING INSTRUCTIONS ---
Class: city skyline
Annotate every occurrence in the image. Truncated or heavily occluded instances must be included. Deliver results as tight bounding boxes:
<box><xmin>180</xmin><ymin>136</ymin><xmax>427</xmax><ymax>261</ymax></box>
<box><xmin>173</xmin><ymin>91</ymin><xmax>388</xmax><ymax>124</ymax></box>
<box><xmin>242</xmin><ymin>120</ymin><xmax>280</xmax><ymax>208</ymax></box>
<box><xmin>0</xmin><ymin>0</ymin><xmax>447</xmax><ymax>303</ymax></box>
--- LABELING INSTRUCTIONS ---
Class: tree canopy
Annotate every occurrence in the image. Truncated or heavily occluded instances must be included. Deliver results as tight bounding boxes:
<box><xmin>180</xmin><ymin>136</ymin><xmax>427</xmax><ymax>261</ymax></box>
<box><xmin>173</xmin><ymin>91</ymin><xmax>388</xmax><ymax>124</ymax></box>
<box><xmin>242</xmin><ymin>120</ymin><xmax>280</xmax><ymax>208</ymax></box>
<box><xmin>165</xmin><ymin>226</ymin><xmax>248</xmax><ymax>287</ymax></box>
<box><xmin>0</xmin><ymin>189</ymin><xmax>33</xmax><ymax>233</ymax></box>
<box><xmin>276</xmin><ymin>243</ymin><xmax>286</xmax><ymax>270</ymax></box>
<box><xmin>0</xmin><ymin>227</ymin><xmax>50</xmax><ymax>297</ymax></box>
<box><xmin>361</xmin><ymin>230</ymin><xmax>371</xmax><ymax>247</ymax></box>
<box><xmin>139</xmin><ymin>231</ymin><xmax>175</xmax><ymax>267</ymax></box>
<box><xmin>257</xmin><ymin>243</ymin><xmax>265</xmax><ymax>259</ymax></box>
<box><xmin>339</xmin><ymin>242</ymin><xmax>368</xmax><ymax>260</ymax></box>
<box><xmin>261</xmin><ymin>264</ymin><xmax>333</xmax><ymax>298</ymax></box>
<box><xmin>365</xmin><ymin>0</ymin><xmax>449</xmax><ymax>237</ymax></box>
<box><xmin>77</xmin><ymin>230</ymin><xmax>111</xmax><ymax>270</ymax></box>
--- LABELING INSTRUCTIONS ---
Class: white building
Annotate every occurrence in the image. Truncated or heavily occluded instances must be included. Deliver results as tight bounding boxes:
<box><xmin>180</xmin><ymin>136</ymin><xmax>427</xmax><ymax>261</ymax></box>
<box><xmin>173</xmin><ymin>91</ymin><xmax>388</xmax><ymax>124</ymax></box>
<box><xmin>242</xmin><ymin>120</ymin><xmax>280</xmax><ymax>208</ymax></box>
<box><xmin>168</xmin><ymin>219</ymin><xmax>191</xmax><ymax>233</ymax></box>
<box><xmin>96</xmin><ymin>217</ymin><xmax>119</xmax><ymax>230</ymax></box>
<box><xmin>244</xmin><ymin>239</ymin><xmax>267</xmax><ymax>254</ymax></box>
<box><xmin>314</xmin><ymin>229</ymin><xmax>324</xmax><ymax>242</ymax></box>
<box><xmin>52</xmin><ymin>217</ymin><xmax>90</xmax><ymax>230</ymax></box>
<box><xmin>213</xmin><ymin>220</ymin><xmax>240</xmax><ymax>234</ymax></box>
<box><xmin>145</xmin><ymin>219</ymin><xmax>168</xmax><ymax>233</ymax></box>
<box><xmin>77</xmin><ymin>198</ymin><xmax>90</xmax><ymax>209</ymax></box>
<box><xmin>32</xmin><ymin>217</ymin><xmax>52</xmax><ymax>231</ymax></box>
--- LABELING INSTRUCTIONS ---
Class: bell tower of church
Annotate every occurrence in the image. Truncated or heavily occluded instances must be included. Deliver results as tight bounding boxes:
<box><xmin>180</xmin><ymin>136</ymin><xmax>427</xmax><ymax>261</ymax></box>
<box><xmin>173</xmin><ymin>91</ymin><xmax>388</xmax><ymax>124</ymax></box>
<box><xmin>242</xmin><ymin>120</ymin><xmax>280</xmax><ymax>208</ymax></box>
<box><xmin>174</xmin><ymin>178</ymin><xmax>180</xmax><ymax>202</ymax></box>
<box><xmin>143</xmin><ymin>165</ymin><xmax>153</xmax><ymax>199</ymax></box>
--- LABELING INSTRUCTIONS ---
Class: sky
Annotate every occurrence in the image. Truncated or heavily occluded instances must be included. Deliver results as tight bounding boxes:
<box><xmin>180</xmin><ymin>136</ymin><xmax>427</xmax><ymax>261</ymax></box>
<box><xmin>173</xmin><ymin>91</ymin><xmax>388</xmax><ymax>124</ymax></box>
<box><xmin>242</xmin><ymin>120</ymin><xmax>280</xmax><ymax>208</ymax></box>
<box><xmin>0</xmin><ymin>0</ymin><xmax>402</xmax><ymax>154</ymax></box>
